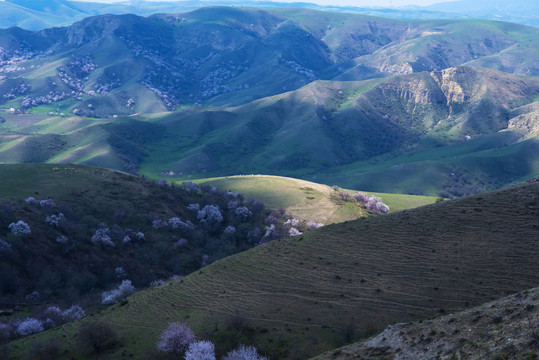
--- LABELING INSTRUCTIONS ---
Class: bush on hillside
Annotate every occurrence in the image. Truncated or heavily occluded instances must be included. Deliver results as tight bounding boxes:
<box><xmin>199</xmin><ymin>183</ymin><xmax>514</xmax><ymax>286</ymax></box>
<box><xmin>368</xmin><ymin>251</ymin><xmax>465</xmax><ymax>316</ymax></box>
<box><xmin>91</xmin><ymin>224</ymin><xmax>114</xmax><ymax>247</ymax></box>
<box><xmin>288</xmin><ymin>227</ymin><xmax>302</xmax><ymax>237</ymax></box>
<box><xmin>224</xmin><ymin>225</ymin><xmax>236</xmax><ymax>237</ymax></box>
<box><xmin>39</xmin><ymin>199</ymin><xmax>55</xmax><ymax>208</ymax></box>
<box><xmin>15</xmin><ymin>318</ymin><xmax>43</xmax><ymax>336</ymax></box>
<box><xmin>306</xmin><ymin>221</ymin><xmax>324</xmax><ymax>229</ymax></box>
<box><xmin>198</xmin><ymin>205</ymin><xmax>224</xmax><ymax>226</ymax></box>
<box><xmin>223</xmin><ymin>344</ymin><xmax>267</xmax><ymax>360</ymax></box>
<box><xmin>185</xmin><ymin>340</ymin><xmax>216</xmax><ymax>360</ymax></box>
<box><xmin>8</xmin><ymin>220</ymin><xmax>31</xmax><ymax>236</ymax></box>
<box><xmin>156</xmin><ymin>322</ymin><xmax>195</xmax><ymax>355</ymax></box>
<box><xmin>365</xmin><ymin>196</ymin><xmax>390</xmax><ymax>214</ymax></box>
<box><xmin>77</xmin><ymin>321</ymin><xmax>118</xmax><ymax>353</ymax></box>
<box><xmin>42</xmin><ymin>305</ymin><xmax>85</xmax><ymax>326</ymax></box>
<box><xmin>25</xmin><ymin>339</ymin><xmax>60</xmax><ymax>360</ymax></box>
<box><xmin>45</xmin><ymin>213</ymin><xmax>65</xmax><ymax>227</ymax></box>
<box><xmin>0</xmin><ymin>239</ymin><xmax>11</xmax><ymax>255</ymax></box>
<box><xmin>101</xmin><ymin>280</ymin><xmax>135</xmax><ymax>304</ymax></box>
<box><xmin>0</xmin><ymin>322</ymin><xmax>14</xmax><ymax>345</ymax></box>
<box><xmin>234</xmin><ymin>207</ymin><xmax>252</xmax><ymax>220</ymax></box>
<box><xmin>0</xmin><ymin>304</ymin><xmax>85</xmax><ymax>343</ymax></box>
<box><xmin>183</xmin><ymin>181</ymin><xmax>199</xmax><ymax>192</ymax></box>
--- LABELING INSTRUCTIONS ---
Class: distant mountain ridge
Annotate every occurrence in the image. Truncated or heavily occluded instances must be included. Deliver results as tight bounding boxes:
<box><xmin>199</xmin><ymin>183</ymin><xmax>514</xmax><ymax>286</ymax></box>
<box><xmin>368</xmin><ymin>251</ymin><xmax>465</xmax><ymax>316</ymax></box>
<box><xmin>1</xmin><ymin>0</ymin><xmax>538</xmax><ymax>30</ymax></box>
<box><xmin>0</xmin><ymin>8</ymin><xmax>537</xmax><ymax>112</ymax></box>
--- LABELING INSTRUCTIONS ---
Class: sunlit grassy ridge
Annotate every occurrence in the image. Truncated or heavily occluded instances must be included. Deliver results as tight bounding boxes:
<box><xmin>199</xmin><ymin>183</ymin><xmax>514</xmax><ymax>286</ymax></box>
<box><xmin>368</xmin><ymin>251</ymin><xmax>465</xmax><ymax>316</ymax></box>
<box><xmin>197</xmin><ymin>175</ymin><xmax>437</xmax><ymax>224</ymax></box>
<box><xmin>10</xmin><ymin>178</ymin><xmax>539</xmax><ymax>359</ymax></box>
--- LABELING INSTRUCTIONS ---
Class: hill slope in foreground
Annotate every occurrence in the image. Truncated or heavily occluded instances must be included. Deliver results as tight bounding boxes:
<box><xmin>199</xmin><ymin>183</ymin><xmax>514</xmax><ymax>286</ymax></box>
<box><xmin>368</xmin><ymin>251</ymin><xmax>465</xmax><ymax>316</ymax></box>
<box><xmin>315</xmin><ymin>287</ymin><xmax>539</xmax><ymax>360</ymax></box>
<box><xmin>198</xmin><ymin>175</ymin><xmax>437</xmax><ymax>224</ymax></box>
<box><xmin>10</xmin><ymin>178</ymin><xmax>539</xmax><ymax>359</ymax></box>
<box><xmin>0</xmin><ymin>164</ymin><xmax>296</xmax><ymax>305</ymax></box>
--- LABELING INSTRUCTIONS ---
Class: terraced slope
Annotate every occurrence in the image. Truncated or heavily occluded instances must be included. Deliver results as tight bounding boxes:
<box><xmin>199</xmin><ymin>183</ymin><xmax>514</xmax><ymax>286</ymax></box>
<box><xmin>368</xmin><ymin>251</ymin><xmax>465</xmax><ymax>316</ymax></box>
<box><xmin>197</xmin><ymin>175</ymin><xmax>437</xmax><ymax>224</ymax></box>
<box><xmin>10</xmin><ymin>178</ymin><xmax>539</xmax><ymax>359</ymax></box>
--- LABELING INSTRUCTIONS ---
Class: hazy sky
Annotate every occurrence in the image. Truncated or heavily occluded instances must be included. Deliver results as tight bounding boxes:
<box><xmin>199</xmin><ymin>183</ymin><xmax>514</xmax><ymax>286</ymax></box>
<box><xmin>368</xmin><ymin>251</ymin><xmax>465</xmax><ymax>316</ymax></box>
<box><xmin>71</xmin><ymin>0</ymin><xmax>453</xmax><ymax>7</ymax></box>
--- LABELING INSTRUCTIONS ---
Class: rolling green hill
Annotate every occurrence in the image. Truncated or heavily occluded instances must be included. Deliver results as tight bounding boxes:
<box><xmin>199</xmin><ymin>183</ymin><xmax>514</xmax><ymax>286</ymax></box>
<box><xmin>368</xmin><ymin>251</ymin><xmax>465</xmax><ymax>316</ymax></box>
<box><xmin>1</xmin><ymin>8</ymin><xmax>538</xmax><ymax>115</ymax></box>
<box><xmin>196</xmin><ymin>175</ymin><xmax>437</xmax><ymax>224</ymax></box>
<box><xmin>2</xmin><ymin>66</ymin><xmax>539</xmax><ymax>196</ymax></box>
<box><xmin>8</xmin><ymin>178</ymin><xmax>538</xmax><ymax>359</ymax></box>
<box><xmin>140</xmin><ymin>67</ymin><xmax>539</xmax><ymax>196</ymax></box>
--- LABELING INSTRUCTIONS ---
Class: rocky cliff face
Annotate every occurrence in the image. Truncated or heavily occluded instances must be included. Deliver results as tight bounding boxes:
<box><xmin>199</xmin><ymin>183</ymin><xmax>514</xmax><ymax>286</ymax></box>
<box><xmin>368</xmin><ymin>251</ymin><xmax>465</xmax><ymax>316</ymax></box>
<box><xmin>508</xmin><ymin>102</ymin><xmax>539</xmax><ymax>137</ymax></box>
<box><xmin>354</xmin><ymin>66</ymin><xmax>539</xmax><ymax>139</ymax></box>
<box><xmin>430</xmin><ymin>67</ymin><xmax>473</xmax><ymax>104</ymax></box>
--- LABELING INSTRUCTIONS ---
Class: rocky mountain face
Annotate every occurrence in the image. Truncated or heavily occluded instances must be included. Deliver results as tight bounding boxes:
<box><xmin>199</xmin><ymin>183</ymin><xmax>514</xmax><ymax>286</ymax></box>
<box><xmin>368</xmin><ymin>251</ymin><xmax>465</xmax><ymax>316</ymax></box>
<box><xmin>2</xmin><ymin>0</ymin><xmax>539</xmax><ymax>31</ymax></box>
<box><xmin>315</xmin><ymin>287</ymin><xmax>539</xmax><ymax>360</ymax></box>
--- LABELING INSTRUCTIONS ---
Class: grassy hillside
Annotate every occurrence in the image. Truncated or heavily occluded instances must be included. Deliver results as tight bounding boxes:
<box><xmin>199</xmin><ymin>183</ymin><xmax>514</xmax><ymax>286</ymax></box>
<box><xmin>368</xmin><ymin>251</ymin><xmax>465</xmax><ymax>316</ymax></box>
<box><xmin>0</xmin><ymin>164</ymin><xmax>287</xmax><ymax>306</ymax></box>
<box><xmin>140</xmin><ymin>68</ymin><xmax>539</xmax><ymax>196</ymax></box>
<box><xmin>196</xmin><ymin>175</ymin><xmax>437</xmax><ymax>224</ymax></box>
<box><xmin>0</xmin><ymin>113</ymin><xmax>163</xmax><ymax>173</ymax></box>
<box><xmin>3</xmin><ymin>68</ymin><xmax>539</xmax><ymax>196</ymax></box>
<box><xmin>314</xmin><ymin>287</ymin><xmax>539</xmax><ymax>360</ymax></box>
<box><xmin>9</xmin><ymin>178</ymin><xmax>538</xmax><ymax>359</ymax></box>
<box><xmin>320</xmin><ymin>131</ymin><xmax>539</xmax><ymax>196</ymax></box>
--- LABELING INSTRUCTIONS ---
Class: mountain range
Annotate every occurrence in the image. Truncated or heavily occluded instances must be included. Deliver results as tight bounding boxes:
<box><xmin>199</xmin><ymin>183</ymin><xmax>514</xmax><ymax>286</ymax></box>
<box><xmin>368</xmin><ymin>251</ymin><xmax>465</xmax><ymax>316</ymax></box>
<box><xmin>1</xmin><ymin>0</ymin><xmax>539</xmax><ymax>31</ymax></box>
<box><xmin>1</xmin><ymin>7</ymin><xmax>538</xmax><ymax>195</ymax></box>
